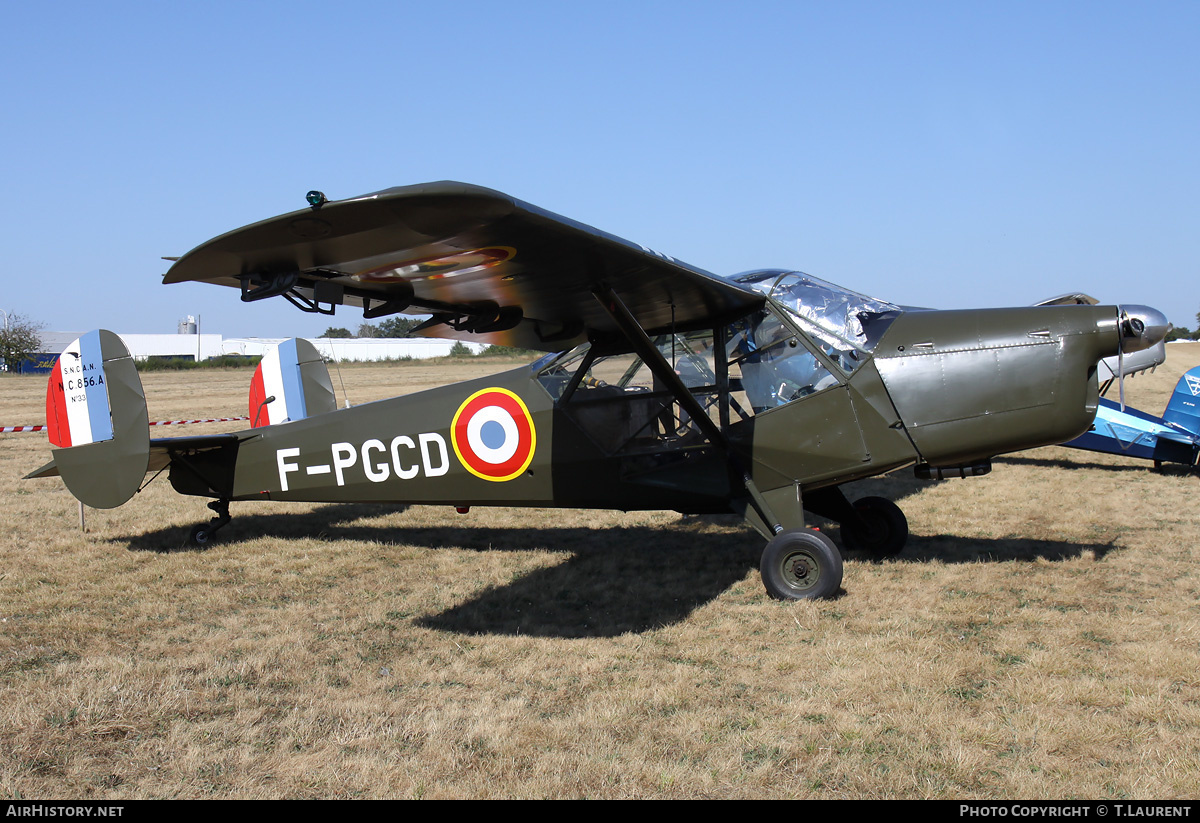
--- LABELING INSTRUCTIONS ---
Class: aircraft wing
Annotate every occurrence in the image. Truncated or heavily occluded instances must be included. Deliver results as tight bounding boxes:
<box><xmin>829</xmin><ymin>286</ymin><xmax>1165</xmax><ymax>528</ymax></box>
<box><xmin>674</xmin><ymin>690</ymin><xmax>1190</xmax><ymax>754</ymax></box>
<box><xmin>164</xmin><ymin>182</ymin><xmax>764</xmax><ymax>352</ymax></box>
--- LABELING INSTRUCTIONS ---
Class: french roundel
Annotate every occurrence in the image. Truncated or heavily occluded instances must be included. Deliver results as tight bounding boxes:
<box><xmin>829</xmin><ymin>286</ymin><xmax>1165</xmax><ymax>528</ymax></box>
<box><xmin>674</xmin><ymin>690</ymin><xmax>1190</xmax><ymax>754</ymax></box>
<box><xmin>451</xmin><ymin>388</ymin><xmax>537</xmax><ymax>482</ymax></box>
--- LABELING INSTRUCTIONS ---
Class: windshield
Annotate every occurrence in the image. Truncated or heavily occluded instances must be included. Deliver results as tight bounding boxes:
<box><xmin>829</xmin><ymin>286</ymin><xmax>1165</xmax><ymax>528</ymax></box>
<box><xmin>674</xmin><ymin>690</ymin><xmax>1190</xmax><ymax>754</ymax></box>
<box><xmin>731</xmin><ymin>270</ymin><xmax>901</xmax><ymax>353</ymax></box>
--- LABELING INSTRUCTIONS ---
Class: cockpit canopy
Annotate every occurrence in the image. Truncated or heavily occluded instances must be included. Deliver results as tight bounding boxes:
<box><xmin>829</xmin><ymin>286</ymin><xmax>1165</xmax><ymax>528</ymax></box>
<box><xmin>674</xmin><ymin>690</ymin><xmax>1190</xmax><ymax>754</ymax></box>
<box><xmin>730</xmin><ymin>270</ymin><xmax>902</xmax><ymax>354</ymax></box>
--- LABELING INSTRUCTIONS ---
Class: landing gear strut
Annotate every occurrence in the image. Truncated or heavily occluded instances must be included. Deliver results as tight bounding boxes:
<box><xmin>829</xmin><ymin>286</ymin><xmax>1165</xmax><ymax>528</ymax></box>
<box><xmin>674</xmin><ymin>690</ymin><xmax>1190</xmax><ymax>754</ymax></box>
<box><xmin>188</xmin><ymin>499</ymin><xmax>231</xmax><ymax>547</ymax></box>
<box><xmin>760</xmin><ymin>528</ymin><xmax>843</xmax><ymax>600</ymax></box>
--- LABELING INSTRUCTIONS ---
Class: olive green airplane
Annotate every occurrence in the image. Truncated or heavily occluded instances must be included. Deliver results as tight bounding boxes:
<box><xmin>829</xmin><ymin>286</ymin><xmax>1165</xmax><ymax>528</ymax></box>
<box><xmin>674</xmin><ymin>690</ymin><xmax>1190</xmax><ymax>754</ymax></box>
<box><xmin>29</xmin><ymin>183</ymin><xmax>1169</xmax><ymax>600</ymax></box>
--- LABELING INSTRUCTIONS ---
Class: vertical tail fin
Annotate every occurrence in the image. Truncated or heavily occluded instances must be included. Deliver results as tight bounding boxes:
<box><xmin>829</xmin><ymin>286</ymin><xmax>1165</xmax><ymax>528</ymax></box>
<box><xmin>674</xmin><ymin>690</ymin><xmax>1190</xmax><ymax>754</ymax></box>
<box><xmin>249</xmin><ymin>338</ymin><xmax>336</xmax><ymax>427</ymax></box>
<box><xmin>43</xmin><ymin>330</ymin><xmax>149</xmax><ymax>508</ymax></box>
<box><xmin>1163</xmin><ymin>365</ymin><xmax>1200</xmax><ymax>436</ymax></box>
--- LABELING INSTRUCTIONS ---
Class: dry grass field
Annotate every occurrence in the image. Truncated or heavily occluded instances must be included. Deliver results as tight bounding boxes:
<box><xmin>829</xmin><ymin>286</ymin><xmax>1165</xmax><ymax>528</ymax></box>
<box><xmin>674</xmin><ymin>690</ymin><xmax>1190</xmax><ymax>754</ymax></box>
<box><xmin>1</xmin><ymin>346</ymin><xmax>1198</xmax><ymax>799</ymax></box>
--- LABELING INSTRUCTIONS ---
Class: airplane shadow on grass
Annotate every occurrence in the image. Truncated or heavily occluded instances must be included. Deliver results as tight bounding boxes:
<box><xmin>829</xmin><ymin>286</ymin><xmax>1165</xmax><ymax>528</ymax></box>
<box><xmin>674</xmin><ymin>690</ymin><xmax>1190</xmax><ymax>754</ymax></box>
<box><xmin>115</xmin><ymin>502</ymin><xmax>1115</xmax><ymax>638</ymax></box>
<box><xmin>420</xmin><ymin>529</ymin><xmax>1114</xmax><ymax>638</ymax></box>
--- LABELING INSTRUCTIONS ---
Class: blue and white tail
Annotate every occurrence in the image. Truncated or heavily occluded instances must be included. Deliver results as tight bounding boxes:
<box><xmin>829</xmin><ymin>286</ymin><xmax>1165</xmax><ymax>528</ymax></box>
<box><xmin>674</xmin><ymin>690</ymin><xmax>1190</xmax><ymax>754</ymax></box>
<box><xmin>1163</xmin><ymin>365</ymin><xmax>1200</xmax><ymax>437</ymax></box>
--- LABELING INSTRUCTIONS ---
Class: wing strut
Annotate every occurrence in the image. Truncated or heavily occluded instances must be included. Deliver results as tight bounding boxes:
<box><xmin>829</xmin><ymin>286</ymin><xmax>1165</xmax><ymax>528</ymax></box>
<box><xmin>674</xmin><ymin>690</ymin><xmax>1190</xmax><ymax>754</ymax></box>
<box><xmin>592</xmin><ymin>284</ymin><xmax>784</xmax><ymax>534</ymax></box>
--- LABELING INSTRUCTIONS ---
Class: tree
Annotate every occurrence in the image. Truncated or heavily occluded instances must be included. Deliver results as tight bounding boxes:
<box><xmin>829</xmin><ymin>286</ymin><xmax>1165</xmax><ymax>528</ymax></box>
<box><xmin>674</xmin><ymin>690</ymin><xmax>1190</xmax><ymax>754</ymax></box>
<box><xmin>375</xmin><ymin>316</ymin><xmax>422</xmax><ymax>338</ymax></box>
<box><xmin>0</xmin><ymin>313</ymin><xmax>44</xmax><ymax>372</ymax></box>
<box><xmin>1166</xmin><ymin>326</ymin><xmax>1193</xmax><ymax>342</ymax></box>
<box><xmin>320</xmin><ymin>326</ymin><xmax>353</xmax><ymax>338</ymax></box>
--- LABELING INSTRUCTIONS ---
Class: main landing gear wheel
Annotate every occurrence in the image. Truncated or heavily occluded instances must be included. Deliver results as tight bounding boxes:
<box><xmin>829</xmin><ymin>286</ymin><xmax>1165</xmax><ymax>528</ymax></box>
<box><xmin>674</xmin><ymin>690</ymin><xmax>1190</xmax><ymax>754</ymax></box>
<box><xmin>840</xmin><ymin>496</ymin><xmax>908</xmax><ymax>559</ymax></box>
<box><xmin>760</xmin><ymin>528</ymin><xmax>843</xmax><ymax>601</ymax></box>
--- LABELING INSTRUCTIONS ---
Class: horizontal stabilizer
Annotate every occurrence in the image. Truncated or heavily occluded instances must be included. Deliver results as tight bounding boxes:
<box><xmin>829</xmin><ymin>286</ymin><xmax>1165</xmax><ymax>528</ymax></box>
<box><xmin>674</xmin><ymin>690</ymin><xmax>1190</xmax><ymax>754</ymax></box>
<box><xmin>1063</xmin><ymin>393</ymin><xmax>1200</xmax><ymax>467</ymax></box>
<box><xmin>25</xmin><ymin>433</ymin><xmax>242</xmax><ymax>479</ymax></box>
<box><xmin>24</xmin><ymin>459</ymin><xmax>61</xmax><ymax>480</ymax></box>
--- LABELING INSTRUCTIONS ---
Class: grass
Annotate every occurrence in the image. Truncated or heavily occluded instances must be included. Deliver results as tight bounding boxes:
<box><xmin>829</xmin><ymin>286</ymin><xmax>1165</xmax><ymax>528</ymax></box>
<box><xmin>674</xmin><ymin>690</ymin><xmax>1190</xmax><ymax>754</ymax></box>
<box><xmin>0</xmin><ymin>345</ymin><xmax>1197</xmax><ymax>798</ymax></box>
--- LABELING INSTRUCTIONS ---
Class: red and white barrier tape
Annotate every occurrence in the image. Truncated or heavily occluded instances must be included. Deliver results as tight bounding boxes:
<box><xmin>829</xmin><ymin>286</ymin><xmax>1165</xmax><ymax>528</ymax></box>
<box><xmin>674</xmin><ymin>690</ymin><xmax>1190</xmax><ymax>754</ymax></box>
<box><xmin>149</xmin><ymin>416</ymin><xmax>251</xmax><ymax>426</ymax></box>
<box><xmin>1</xmin><ymin>416</ymin><xmax>250</xmax><ymax>433</ymax></box>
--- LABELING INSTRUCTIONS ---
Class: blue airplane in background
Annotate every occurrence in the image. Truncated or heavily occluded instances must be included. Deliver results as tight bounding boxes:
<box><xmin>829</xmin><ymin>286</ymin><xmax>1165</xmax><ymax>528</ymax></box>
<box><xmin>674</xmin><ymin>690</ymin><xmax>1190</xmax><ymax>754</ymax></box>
<box><xmin>1063</xmin><ymin>363</ymin><xmax>1200</xmax><ymax>471</ymax></box>
<box><xmin>1031</xmin><ymin>294</ymin><xmax>1199</xmax><ymax>471</ymax></box>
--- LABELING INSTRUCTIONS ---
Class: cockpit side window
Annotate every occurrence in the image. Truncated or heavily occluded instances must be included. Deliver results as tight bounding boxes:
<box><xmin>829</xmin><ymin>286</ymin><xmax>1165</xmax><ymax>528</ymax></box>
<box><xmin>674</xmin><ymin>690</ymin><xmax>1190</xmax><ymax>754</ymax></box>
<box><xmin>532</xmin><ymin>304</ymin><xmax>856</xmax><ymax>452</ymax></box>
<box><xmin>725</xmin><ymin>308</ymin><xmax>842</xmax><ymax>415</ymax></box>
<box><xmin>534</xmin><ymin>333</ymin><xmax>720</xmax><ymax>453</ymax></box>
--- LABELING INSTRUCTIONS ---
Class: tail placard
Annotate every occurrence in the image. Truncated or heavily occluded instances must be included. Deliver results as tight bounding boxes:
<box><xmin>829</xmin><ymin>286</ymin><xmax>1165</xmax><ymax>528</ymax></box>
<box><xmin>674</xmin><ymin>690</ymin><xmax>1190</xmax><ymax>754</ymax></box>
<box><xmin>46</xmin><ymin>330</ymin><xmax>115</xmax><ymax>447</ymax></box>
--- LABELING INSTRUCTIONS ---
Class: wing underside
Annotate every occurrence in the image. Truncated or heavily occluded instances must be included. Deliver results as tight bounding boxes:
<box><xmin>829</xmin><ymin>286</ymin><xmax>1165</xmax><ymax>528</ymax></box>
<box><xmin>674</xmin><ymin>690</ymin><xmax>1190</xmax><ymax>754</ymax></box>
<box><xmin>164</xmin><ymin>182</ymin><xmax>764</xmax><ymax>352</ymax></box>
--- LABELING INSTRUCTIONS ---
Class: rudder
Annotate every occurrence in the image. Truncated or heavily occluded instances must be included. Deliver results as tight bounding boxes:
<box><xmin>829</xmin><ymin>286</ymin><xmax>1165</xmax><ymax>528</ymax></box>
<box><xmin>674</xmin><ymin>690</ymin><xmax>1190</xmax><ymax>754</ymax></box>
<box><xmin>1163</xmin><ymin>365</ymin><xmax>1200</xmax><ymax>436</ymax></box>
<box><xmin>44</xmin><ymin>330</ymin><xmax>150</xmax><ymax>508</ymax></box>
<box><xmin>249</xmin><ymin>338</ymin><xmax>336</xmax><ymax>427</ymax></box>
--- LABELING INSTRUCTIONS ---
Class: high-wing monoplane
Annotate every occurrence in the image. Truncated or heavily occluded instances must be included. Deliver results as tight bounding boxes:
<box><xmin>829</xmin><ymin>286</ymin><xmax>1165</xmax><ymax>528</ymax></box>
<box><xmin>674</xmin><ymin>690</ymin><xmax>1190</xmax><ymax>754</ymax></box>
<box><xmin>28</xmin><ymin>183</ymin><xmax>1170</xmax><ymax>600</ymax></box>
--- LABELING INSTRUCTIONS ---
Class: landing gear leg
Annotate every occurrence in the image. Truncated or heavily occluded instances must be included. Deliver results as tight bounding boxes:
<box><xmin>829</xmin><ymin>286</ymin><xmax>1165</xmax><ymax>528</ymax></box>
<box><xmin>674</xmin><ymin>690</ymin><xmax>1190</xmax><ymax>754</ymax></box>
<box><xmin>188</xmin><ymin>499</ymin><xmax>231</xmax><ymax>547</ymax></box>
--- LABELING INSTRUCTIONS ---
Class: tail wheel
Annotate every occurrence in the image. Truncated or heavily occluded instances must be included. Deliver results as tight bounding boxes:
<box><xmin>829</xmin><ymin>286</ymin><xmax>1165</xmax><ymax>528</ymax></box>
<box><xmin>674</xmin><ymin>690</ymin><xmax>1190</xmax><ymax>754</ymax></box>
<box><xmin>840</xmin><ymin>496</ymin><xmax>908</xmax><ymax>559</ymax></box>
<box><xmin>188</xmin><ymin>524</ymin><xmax>215</xmax><ymax>547</ymax></box>
<box><xmin>760</xmin><ymin>529</ymin><xmax>843</xmax><ymax>601</ymax></box>
<box><xmin>187</xmin><ymin>500</ymin><xmax>231</xmax><ymax>548</ymax></box>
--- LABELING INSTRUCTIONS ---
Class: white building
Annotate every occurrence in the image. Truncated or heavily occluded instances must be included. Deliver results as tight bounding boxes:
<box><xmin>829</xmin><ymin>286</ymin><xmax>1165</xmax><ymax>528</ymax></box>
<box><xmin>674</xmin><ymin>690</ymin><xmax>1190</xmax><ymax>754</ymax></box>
<box><xmin>39</xmin><ymin>332</ymin><xmax>225</xmax><ymax>362</ymax></box>
<box><xmin>36</xmin><ymin>332</ymin><xmax>488</xmax><ymax>364</ymax></box>
<box><xmin>223</xmin><ymin>337</ymin><xmax>489</xmax><ymax>361</ymax></box>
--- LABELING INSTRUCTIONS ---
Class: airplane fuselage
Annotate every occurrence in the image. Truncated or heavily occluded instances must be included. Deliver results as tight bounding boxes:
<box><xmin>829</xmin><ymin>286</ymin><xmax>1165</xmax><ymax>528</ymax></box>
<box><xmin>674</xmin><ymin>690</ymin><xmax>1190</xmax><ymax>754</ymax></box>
<box><xmin>165</xmin><ymin>301</ymin><xmax>1124</xmax><ymax>539</ymax></box>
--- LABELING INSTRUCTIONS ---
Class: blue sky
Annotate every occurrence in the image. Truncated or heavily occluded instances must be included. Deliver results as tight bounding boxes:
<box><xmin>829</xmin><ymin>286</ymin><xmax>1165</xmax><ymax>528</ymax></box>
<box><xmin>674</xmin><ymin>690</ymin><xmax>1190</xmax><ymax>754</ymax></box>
<box><xmin>3</xmin><ymin>1</ymin><xmax>1197</xmax><ymax>338</ymax></box>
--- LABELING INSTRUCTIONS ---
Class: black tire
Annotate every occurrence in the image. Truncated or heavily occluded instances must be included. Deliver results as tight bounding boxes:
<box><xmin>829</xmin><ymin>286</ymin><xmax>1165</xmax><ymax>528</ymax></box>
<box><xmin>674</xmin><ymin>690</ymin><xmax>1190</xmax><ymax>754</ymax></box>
<box><xmin>189</xmin><ymin>524</ymin><xmax>214</xmax><ymax>547</ymax></box>
<box><xmin>841</xmin><ymin>496</ymin><xmax>908</xmax><ymax>559</ymax></box>
<box><xmin>760</xmin><ymin>529</ymin><xmax>843</xmax><ymax>601</ymax></box>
